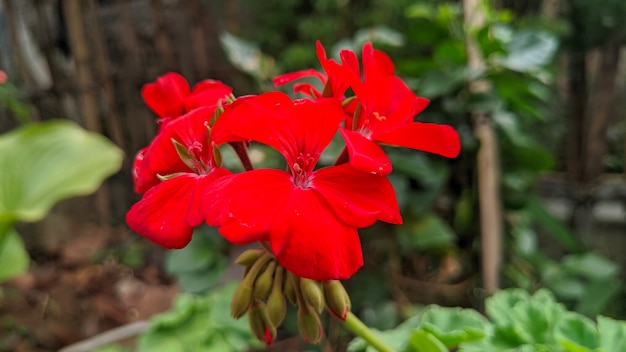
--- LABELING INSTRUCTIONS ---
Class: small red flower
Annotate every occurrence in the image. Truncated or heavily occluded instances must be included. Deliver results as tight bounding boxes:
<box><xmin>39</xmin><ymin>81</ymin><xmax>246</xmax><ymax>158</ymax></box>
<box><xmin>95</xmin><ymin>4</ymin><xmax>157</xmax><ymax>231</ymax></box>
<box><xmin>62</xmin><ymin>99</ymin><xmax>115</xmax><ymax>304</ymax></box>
<box><xmin>341</xmin><ymin>42</ymin><xmax>461</xmax><ymax>175</ymax></box>
<box><xmin>126</xmin><ymin>106</ymin><xmax>231</xmax><ymax>248</ymax></box>
<box><xmin>273</xmin><ymin>41</ymin><xmax>353</xmax><ymax>99</ymax></box>
<box><xmin>141</xmin><ymin>72</ymin><xmax>232</xmax><ymax>121</ymax></box>
<box><xmin>205</xmin><ymin>92</ymin><xmax>401</xmax><ymax>280</ymax></box>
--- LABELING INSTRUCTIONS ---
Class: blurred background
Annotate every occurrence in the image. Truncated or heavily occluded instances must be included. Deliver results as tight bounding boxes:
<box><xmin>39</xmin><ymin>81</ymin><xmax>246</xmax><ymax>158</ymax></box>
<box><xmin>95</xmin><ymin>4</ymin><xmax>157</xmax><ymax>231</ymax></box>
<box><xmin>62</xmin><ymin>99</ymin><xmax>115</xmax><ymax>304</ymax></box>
<box><xmin>0</xmin><ymin>0</ymin><xmax>624</xmax><ymax>351</ymax></box>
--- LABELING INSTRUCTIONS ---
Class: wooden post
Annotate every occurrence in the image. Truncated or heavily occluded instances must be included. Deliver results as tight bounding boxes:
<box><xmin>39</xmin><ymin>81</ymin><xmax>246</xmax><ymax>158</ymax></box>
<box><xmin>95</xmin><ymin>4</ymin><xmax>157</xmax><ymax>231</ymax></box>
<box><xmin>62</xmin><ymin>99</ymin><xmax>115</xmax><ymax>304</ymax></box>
<box><xmin>463</xmin><ymin>0</ymin><xmax>502</xmax><ymax>294</ymax></box>
<box><xmin>84</xmin><ymin>0</ymin><xmax>126</xmax><ymax>150</ymax></box>
<box><xmin>150</xmin><ymin>0</ymin><xmax>177</xmax><ymax>72</ymax></box>
<box><xmin>3</xmin><ymin>0</ymin><xmax>37</xmax><ymax>87</ymax></box>
<box><xmin>62</xmin><ymin>0</ymin><xmax>101</xmax><ymax>132</ymax></box>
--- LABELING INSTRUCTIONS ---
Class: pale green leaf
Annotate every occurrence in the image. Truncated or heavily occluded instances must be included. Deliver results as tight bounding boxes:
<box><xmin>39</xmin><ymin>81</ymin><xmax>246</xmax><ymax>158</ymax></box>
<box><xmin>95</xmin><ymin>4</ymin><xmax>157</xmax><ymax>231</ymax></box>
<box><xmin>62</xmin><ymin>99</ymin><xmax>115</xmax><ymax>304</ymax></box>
<box><xmin>406</xmin><ymin>330</ymin><xmax>448</xmax><ymax>352</ymax></box>
<box><xmin>0</xmin><ymin>228</ymin><xmax>29</xmax><ymax>282</ymax></box>
<box><xmin>419</xmin><ymin>305</ymin><xmax>490</xmax><ymax>347</ymax></box>
<box><xmin>0</xmin><ymin>121</ymin><xmax>123</xmax><ymax>222</ymax></box>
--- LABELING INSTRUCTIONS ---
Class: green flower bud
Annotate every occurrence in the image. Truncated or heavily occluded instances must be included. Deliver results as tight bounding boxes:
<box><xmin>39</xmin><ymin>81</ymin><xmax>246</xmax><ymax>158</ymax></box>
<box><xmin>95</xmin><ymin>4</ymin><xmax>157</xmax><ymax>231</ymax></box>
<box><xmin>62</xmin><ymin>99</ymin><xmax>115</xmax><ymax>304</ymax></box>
<box><xmin>235</xmin><ymin>248</ymin><xmax>264</xmax><ymax>266</ymax></box>
<box><xmin>232</xmin><ymin>252</ymin><xmax>272</xmax><ymax>318</ymax></box>
<box><xmin>230</xmin><ymin>281</ymin><xmax>253</xmax><ymax>319</ymax></box>
<box><xmin>253</xmin><ymin>260</ymin><xmax>276</xmax><ymax>300</ymax></box>
<box><xmin>266</xmin><ymin>266</ymin><xmax>286</xmax><ymax>327</ymax></box>
<box><xmin>300</xmin><ymin>278</ymin><xmax>324</xmax><ymax>313</ymax></box>
<box><xmin>323</xmin><ymin>280</ymin><xmax>351</xmax><ymax>320</ymax></box>
<box><xmin>248</xmin><ymin>300</ymin><xmax>276</xmax><ymax>345</ymax></box>
<box><xmin>284</xmin><ymin>272</ymin><xmax>297</xmax><ymax>306</ymax></box>
<box><xmin>297</xmin><ymin>305</ymin><xmax>323</xmax><ymax>344</ymax></box>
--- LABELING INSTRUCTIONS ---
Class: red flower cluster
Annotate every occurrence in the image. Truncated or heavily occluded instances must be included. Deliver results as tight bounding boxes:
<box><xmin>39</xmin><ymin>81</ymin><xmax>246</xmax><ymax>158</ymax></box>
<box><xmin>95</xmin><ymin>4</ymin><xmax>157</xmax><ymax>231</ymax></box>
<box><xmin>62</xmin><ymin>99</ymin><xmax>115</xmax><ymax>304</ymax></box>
<box><xmin>127</xmin><ymin>42</ymin><xmax>460</xmax><ymax>281</ymax></box>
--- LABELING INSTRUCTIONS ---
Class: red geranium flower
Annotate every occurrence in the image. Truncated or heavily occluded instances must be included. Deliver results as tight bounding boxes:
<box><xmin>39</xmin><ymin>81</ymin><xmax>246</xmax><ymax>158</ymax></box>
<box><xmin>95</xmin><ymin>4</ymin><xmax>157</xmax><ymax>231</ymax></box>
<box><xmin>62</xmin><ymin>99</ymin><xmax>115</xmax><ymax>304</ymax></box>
<box><xmin>273</xmin><ymin>41</ymin><xmax>354</xmax><ymax>99</ymax></box>
<box><xmin>126</xmin><ymin>106</ymin><xmax>231</xmax><ymax>248</ymax></box>
<box><xmin>141</xmin><ymin>72</ymin><xmax>232</xmax><ymax>122</ymax></box>
<box><xmin>341</xmin><ymin>42</ymin><xmax>461</xmax><ymax>175</ymax></box>
<box><xmin>205</xmin><ymin>92</ymin><xmax>401</xmax><ymax>280</ymax></box>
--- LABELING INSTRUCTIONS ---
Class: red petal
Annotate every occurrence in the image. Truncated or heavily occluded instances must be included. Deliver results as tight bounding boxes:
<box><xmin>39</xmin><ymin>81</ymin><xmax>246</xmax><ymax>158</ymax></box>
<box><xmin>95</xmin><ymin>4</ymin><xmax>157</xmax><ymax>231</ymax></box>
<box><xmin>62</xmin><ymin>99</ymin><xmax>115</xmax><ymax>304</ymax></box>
<box><xmin>141</xmin><ymin>72</ymin><xmax>190</xmax><ymax>118</ymax></box>
<box><xmin>270</xmin><ymin>188</ymin><xmax>363</xmax><ymax>280</ymax></box>
<box><xmin>147</xmin><ymin>107</ymin><xmax>215</xmax><ymax>174</ymax></box>
<box><xmin>126</xmin><ymin>174</ymin><xmax>197</xmax><ymax>249</ymax></box>
<box><xmin>293</xmin><ymin>83</ymin><xmax>321</xmax><ymax>98</ymax></box>
<box><xmin>374</xmin><ymin>122</ymin><xmax>461</xmax><ymax>158</ymax></box>
<box><xmin>212</xmin><ymin>92</ymin><xmax>344</xmax><ymax>166</ymax></box>
<box><xmin>132</xmin><ymin>147</ymin><xmax>159</xmax><ymax>194</ymax></box>
<box><xmin>313</xmin><ymin>164</ymin><xmax>402</xmax><ymax>228</ymax></box>
<box><xmin>362</xmin><ymin>42</ymin><xmax>395</xmax><ymax>81</ymax></box>
<box><xmin>273</xmin><ymin>69</ymin><xmax>326</xmax><ymax>87</ymax></box>
<box><xmin>317</xmin><ymin>41</ymin><xmax>351</xmax><ymax>97</ymax></box>
<box><xmin>186</xmin><ymin>167</ymin><xmax>232</xmax><ymax>226</ymax></box>
<box><xmin>204</xmin><ymin>169</ymin><xmax>292</xmax><ymax>244</ymax></box>
<box><xmin>340</xmin><ymin>128</ymin><xmax>392</xmax><ymax>175</ymax></box>
<box><xmin>183</xmin><ymin>80</ymin><xmax>232</xmax><ymax>111</ymax></box>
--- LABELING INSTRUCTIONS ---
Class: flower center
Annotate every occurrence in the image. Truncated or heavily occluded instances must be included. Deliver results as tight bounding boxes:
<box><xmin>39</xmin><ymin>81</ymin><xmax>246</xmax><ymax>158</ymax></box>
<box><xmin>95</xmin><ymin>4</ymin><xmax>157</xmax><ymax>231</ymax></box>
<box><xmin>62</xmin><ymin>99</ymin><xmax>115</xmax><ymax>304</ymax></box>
<box><xmin>359</xmin><ymin>111</ymin><xmax>387</xmax><ymax>138</ymax></box>
<box><xmin>292</xmin><ymin>152</ymin><xmax>315</xmax><ymax>187</ymax></box>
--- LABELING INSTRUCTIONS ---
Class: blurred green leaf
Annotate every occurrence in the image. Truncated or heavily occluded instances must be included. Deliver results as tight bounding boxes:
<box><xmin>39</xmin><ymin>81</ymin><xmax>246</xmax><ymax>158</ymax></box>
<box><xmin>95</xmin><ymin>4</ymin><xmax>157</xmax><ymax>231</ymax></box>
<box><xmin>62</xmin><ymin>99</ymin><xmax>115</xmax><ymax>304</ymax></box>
<box><xmin>526</xmin><ymin>197</ymin><xmax>583</xmax><ymax>252</ymax></box>
<box><xmin>419</xmin><ymin>306</ymin><xmax>490</xmax><ymax>347</ymax></box>
<box><xmin>502</xmin><ymin>30</ymin><xmax>558</xmax><ymax>72</ymax></box>
<box><xmin>220</xmin><ymin>31</ymin><xmax>277</xmax><ymax>81</ymax></box>
<box><xmin>453</xmin><ymin>190</ymin><xmax>474</xmax><ymax>235</ymax></box>
<box><xmin>348</xmin><ymin>315</ymin><xmax>422</xmax><ymax>352</ymax></box>
<box><xmin>0</xmin><ymin>229</ymin><xmax>29</xmax><ymax>282</ymax></box>
<box><xmin>165</xmin><ymin>228</ymin><xmax>228</xmax><ymax>294</ymax></box>
<box><xmin>574</xmin><ymin>280</ymin><xmax>620</xmax><ymax>317</ymax></box>
<box><xmin>354</xmin><ymin>26</ymin><xmax>405</xmax><ymax>47</ymax></box>
<box><xmin>405</xmin><ymin>330</ymin><xmax>448</xmax><ymax>352</ymax></box>
<box><xmin>597</xmin><ymin>316</ymin><xmax>626</xmax><ymax>352</ymax></box>
<box><xmin>138</xmin><ymin>282</ymin><xmax>260</xmax><ymax>352</ymax></box>
<box><xmin>556</xmin><ymin>313</ymin><xmax>599</xmax><ymax>352</ymax></box>
<box><xmin>561</xmin><ymin>253</ymin><xmax>619</xmax><ymax>281</ymax></box>
<box><xmin>398</xmin><ymin>214</ymin><xmax>456</xmax><ymax>251</ymax></box>
<box><xmin>0</xmin><ymin>120</ymin><xmax>123</xmax><ymax>222</ymax></box>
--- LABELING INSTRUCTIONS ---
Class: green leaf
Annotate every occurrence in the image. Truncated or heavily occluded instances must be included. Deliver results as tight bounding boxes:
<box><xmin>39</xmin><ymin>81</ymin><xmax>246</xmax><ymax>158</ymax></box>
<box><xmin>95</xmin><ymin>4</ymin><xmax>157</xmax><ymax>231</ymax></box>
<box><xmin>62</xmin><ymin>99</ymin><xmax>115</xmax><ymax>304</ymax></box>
<box><xmin>348</xmin><ymin>315</ymin><xmax>422</xmax><ymax>352</ymax></box>
<box><xmin>574</xmin><ymin>280</ymin><xmax>620</xmax><ymax>317</ymax></box>
<box><xmin>138</xmin><ymin>282</ymin><xmax>261</xmax><ymax>352</ymax></box>
<box><xmin>398</xmin><ymin>214</ymin><xmax>456</xmax><ymax>251</ymax></box>
<box><xmin>502</xmin><ymin>30</ymin><xmax>558</xmax><ymax>72</ymax></box>
<box><xmin>526</xmin><ymin>197</ymin><xmax>583</xmax><ymax>252</ymax></box>
<box><xmin>419</xmin><ymin>305</ymin><xmax>490</xmax><ymax>347</ymax></box>
<box><xmin>485</xmin><ymin>288</ymin><xmax>531</xmax><ymax>327</ymax></box>
<box><xmin>0</xmin><ymin>120</ymin><xmax>123</xmax><ymax>222</ymax></box>
<box><xmin>597</xmin><ymin>316</ymin><xmax>626</xmax><ymax>352</ymax></box>
<box><xmin>405</xmin><ymin>329</ymin><xmax>448</xmax><ymax>352</ymax></box>
<box><xmin>561</xmin><ymin>253</ymin><xmax>619</xmax><ymax>281</ymax></box>
<box><xmin>556</xmin><ymin>313</ymin><xmax>599</xmax><ymax>352</ymax></box>
<box><xmin>0</xmin><ymin>228</ymin><xmax>29</xmax><ymax>282</ymax></box>
<box><xmin>354</xmin><ymin>26</ymin><xmax>405</xmax><ymax>47</ymax></box>
<box><xmin>219</xmin><ymin>31</ymin><xmax>276</xmax><ymax>81</ymax></box>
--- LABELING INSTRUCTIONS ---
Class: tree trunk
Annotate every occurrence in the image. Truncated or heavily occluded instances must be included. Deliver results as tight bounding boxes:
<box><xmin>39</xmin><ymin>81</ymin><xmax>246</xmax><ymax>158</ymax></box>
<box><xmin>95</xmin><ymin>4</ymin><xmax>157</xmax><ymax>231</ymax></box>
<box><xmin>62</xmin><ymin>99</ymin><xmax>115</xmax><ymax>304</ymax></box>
<box><xmin>582</xmin><ymin>40</ymin><xmax>622</xmax><ymax>181</ymax></box>
<box><xmin>62</xmin><ymin>0</ymin><xmax>101</xmax><ymax>132</ymax></box>
<box><xmin>150</xmin><ymin>0</ymin><xmax>177</xmax><ymax>72</ymax></box>
<box><xmin>463</xmin><ymin>0</ymin><xmax>503</xmax><ymax>294</ymax></box>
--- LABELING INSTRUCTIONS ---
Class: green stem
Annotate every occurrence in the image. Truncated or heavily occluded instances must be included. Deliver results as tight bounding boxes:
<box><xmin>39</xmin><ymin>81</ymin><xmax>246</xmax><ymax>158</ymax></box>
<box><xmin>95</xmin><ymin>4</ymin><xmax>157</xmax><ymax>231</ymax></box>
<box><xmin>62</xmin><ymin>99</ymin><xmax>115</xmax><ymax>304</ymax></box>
<box><xmin>342</xmin><ymin>311</ymin><xmax>396</xmax><ymax>352</ymax></box>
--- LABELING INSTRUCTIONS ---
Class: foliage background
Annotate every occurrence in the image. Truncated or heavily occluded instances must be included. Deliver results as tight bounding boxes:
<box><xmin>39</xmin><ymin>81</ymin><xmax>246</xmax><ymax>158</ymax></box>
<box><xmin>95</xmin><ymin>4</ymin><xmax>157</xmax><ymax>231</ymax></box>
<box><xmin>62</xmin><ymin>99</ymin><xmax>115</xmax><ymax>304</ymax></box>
<box><xmin>0</xmin><ymin>0</ymin><xmax>625</xmax><ymax>351</ymax></box>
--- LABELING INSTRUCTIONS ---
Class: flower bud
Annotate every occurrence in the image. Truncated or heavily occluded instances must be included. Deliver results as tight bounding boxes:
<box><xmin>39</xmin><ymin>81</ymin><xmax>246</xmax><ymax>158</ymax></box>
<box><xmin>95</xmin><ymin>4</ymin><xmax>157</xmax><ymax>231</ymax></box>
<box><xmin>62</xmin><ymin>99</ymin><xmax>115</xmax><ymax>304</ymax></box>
<box><xmin>212</xmin><ymin>142</ymin><xmax>222</xmax><ymax>167</ymax></box>
<box><xmin>253</xmin><ymin>260</ymin><xmax>276</xmax><ymax>300</ymax></box>
<box><xmin>235</xmin><ymin>248</ymin><xmax>264</xmax><ymax>266</ymax></box>
<box><xmin>230</xmin><ymin>281</ymin><xmax>253</xmax><ymax>319</ymax></box>
<box><xmin>232</xmin><ymin>252</ymin><xmax>272</xmax><ymax>318</ymax></box>
<box><xmin>266</xmin><ymin>268</ymin><xmax>287</xmax><ymax>327</ymax></box>
<box><xmin>323</xmin><ymin>280</ymin><xmax>351</xmax><ymax>320</ymax></box>
<box><xmin>300</xmin><ymin>278</ymin><xmax>324</xmax><ymax>313</ymax></box>
<box><xmin>284</xmin><ymin>273</ymin><xmax>297</xmax><ymax>306</ymax></box>
<box><xmin>248</xmin><ymin>300</ymin><xmax>276</xmax><ymax>345</ymax></box>
<box><xmin>297</xmin><ymin>305</ymin><xmax>323</xmax><ymax>344</ymax></box>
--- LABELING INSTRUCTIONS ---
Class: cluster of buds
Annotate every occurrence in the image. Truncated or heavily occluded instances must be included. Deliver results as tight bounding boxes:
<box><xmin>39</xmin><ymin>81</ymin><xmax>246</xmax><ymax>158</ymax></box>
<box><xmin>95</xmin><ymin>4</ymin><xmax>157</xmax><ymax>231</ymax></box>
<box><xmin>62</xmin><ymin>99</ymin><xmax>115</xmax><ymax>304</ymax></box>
<box><xmin>231</xmin><ymin>247</ymin><xmax>351</xmax><ymax>345</ymax></box>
